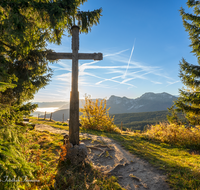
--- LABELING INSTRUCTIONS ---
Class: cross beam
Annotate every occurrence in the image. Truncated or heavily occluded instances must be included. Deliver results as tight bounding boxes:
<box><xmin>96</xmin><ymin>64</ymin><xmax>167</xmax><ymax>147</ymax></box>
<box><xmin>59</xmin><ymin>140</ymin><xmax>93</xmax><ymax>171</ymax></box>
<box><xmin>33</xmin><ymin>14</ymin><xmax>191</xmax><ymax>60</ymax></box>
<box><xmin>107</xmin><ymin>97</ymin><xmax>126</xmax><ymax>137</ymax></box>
<box><xmin>47</xmin><ymin>52</ymin><xmax>103</xmax><ymax>60</ymax></box>
<box><xmin>46</xmin><ymin>25</ymin><xmax>103</xmax><ymax>145</ymax></box>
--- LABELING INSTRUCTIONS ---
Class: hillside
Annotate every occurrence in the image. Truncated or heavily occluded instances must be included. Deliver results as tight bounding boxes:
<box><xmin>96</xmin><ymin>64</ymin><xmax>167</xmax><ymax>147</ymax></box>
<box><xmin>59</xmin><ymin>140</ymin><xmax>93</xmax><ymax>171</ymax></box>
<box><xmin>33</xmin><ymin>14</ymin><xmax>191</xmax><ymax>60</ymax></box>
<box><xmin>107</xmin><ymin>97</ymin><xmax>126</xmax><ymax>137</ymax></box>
<box><xmin>39</xmin><ymin>100</ymin><xmax>175</xmax><ymax>130</ymax></box>
<box><xmin>33</xmin><ymin>92</ymin><xmax>177</xmax><ymax>116</ymax></box>
<box><xmin>111</xmin><ymin>110</ymin><xmax>169</xmax><ymax>131</ymax></box>
<box><xmin>36</xmin><ymin>92</ymin><xmax>177</xmax><ymax>123</ymax></box>
<box><xmin>28</xmin><ymin>117</ymin><xmax>200</xmax><ymax>190</ymax></box>
<box><xmin>42</xmin><ymin>109</ymin><xmax>171</xmax><ymax>131</ymax></box>
<box><xmin>40</xmin><ymin>109</ymin><xmax>82</xmax><ymax>122</ymax></box>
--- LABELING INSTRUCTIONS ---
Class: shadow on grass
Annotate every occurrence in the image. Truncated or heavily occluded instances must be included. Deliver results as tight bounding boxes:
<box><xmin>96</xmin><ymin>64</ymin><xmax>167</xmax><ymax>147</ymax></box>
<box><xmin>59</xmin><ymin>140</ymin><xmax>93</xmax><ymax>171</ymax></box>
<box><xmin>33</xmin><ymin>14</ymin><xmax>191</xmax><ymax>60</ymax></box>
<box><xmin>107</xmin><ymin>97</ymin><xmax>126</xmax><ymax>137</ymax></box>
<box><xmin>54</xmin><ymin>158</ymin><xmax>125</xmax><ymax>190</ymax></box>
<box><xmin>55</xmin><ymin>160</ymin><xmax>96</xmax><ymax>189</ymax></box>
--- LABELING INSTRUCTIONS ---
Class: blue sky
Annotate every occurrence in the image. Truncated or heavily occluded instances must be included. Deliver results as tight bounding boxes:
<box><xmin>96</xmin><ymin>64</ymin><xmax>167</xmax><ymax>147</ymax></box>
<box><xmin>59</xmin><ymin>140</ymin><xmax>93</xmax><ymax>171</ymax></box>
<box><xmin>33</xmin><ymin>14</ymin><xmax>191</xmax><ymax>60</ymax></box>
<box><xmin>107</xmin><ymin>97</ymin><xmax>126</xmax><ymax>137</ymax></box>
<box><xmin>33</xmin><ymin>0</ymin><xmax>197</xmax><ymax>102</ymax></box>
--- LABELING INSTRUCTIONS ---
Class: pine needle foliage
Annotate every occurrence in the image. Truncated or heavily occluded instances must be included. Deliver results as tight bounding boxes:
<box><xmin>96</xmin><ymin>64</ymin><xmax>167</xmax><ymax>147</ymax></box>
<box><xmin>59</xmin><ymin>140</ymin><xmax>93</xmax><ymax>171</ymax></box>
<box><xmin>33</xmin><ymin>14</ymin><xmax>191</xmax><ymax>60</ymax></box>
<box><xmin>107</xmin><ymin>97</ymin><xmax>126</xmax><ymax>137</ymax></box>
<box><xmin>0</xmin><ymin>125</ymin><xmax>60</xmax><ymax>190</ymax></box>
<box><xmin>0</xmin><ymin>0</ymin><xmax>102</xmax><ymax>124</ymax></box>
<box><xmin>76</xmin><ymin>8</ymin><xmax>102</xmax><ymax>33</ymax></box>
<box><xmin>168</xmin><ymin>0</ymin><xmax>200</xmax><ymax>125</ymax></box>
<box><xmin>0</xmin><ymin>125</ymin><xmax>37</xmax><ymax>190</ymax></box>
<box><xmin>80</xmin><ymin>95</ymin><xmax>120</xmax><ymax>133</ymax></box>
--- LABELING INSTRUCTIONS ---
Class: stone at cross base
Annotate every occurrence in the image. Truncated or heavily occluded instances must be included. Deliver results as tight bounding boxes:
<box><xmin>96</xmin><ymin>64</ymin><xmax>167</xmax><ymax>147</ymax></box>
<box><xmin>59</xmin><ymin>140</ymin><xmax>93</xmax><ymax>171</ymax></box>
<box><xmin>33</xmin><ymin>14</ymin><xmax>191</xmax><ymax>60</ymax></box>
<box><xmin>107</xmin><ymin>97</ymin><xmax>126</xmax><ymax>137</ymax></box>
<box><xmin>63</xmin><ymin>135</ymin><xmax>87</xmax><ymax>165</ymax></box>
<box><xmin>65</xmin><ymin>142</ymin><xmax>88</xmax><ymax>165</ymax></box>
<box><xmin>46</xmin><ymin>25</ymin><xmax>103</xmax><ymax>164</ymax></box>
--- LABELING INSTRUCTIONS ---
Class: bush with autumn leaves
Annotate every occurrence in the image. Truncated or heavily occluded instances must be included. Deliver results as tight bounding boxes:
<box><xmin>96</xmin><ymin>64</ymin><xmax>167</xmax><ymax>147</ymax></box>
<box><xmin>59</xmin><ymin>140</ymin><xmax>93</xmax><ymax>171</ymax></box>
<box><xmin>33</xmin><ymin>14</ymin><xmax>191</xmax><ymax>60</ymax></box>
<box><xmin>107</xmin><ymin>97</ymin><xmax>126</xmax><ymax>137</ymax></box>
<box><xmin>80</xmin><ymin>95</ymin><xmax>120</xmax><ymax>133</ymax></box>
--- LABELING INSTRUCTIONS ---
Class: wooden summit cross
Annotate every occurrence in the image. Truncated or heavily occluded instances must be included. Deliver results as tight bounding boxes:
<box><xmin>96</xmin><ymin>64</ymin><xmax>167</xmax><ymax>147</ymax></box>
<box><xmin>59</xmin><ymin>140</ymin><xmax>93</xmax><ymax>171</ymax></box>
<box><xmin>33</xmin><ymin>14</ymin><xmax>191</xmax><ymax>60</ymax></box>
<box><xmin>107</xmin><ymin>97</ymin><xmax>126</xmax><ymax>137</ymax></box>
<box><xmin>47</xmin><ymin>25</ymin><xmax>103</xmax><ymax>145</ymax></box>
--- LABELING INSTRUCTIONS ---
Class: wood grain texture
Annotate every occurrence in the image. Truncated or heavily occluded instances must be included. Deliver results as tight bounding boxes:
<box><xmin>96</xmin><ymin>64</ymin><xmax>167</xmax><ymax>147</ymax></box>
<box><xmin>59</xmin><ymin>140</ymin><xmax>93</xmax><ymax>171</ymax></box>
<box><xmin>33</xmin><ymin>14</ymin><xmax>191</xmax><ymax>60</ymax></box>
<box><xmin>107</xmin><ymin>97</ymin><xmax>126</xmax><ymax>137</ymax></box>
<box><xmin>46</xmin><ymin>52</ymin><xmax>103</xmax><ymax>60</ymax></box>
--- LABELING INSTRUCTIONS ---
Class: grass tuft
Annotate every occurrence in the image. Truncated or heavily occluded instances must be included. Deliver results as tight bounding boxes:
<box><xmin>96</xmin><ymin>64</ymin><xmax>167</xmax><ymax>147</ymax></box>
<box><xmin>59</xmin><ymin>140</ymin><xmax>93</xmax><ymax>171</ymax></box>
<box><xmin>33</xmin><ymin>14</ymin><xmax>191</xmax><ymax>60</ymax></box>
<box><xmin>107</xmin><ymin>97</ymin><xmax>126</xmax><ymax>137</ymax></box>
<box><xmin>144</xmin><ymin>122</ymin><xmax>200</xmax><ymax>149</ymax></box>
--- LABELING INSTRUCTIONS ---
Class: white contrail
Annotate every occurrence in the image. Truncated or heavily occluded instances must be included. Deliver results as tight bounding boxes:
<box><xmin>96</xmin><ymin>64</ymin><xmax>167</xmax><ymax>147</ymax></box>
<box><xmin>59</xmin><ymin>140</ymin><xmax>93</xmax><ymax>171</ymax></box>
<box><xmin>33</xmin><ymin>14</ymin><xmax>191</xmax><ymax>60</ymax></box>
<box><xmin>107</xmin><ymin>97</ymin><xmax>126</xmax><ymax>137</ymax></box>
<box><xmin>104</xmin><ymin>49</ymin><xmax>129</xmax><ymax>57</ymax></box>
<box><xmin>96</xmin><ymin>75</ymin><xmax>122</xmax><ymax>85</ymax></box>
<box><xmin>120</xmin><ymin>71</ymin><xmax>152</xmax><ymax>84</ymax></box>
<box><xmin>79</xmin><ymin>49</ymin><xmax>129</xmax><ymax>73</ymax></box>
<box><xmin>166</xmin><ymin>80</ymin><xmax>180</xmax><ymax>87</ymax></box>
<box><xmin>122</xmin><ymin>40</ymin><xmax>136</xmax><ymax>79</ymax></box>
<box><xmin>79</xmin><ymin>60</ymin><xmax>99</xmax><ymax>73</ymax></box>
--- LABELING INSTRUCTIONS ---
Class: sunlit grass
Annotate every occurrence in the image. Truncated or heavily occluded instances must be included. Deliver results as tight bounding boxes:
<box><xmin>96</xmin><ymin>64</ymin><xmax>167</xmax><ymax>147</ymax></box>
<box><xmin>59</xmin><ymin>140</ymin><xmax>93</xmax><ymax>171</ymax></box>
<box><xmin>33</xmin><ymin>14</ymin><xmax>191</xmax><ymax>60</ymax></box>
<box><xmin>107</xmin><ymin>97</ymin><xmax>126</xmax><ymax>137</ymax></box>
<box><xmin>19</xmin><ymin>118</ymin><xmax>125</xmax><ymax>189</ymax></box>
<box><xmin>28</xmin><ymin>117</ymin><xmax>200</xmax><ymax>189</ymax></box>
<box><xmin>29</xmin><ymin>116</ymin><xmax>69</xmax><ymax>130</ymax></box>
<box><xmin>18</xmin><ymin>130</ymin><xmax>62</xmax><ymax>189</ymax></box>
<box><xmin>144</xmin><ymin>122</ymin><xmax>200</xmax><ymax>149</ymax></box>
<box><xmin>94</xmin><ymin>131</ymin><xmax>200</xmax><ymax>189</ymax></box>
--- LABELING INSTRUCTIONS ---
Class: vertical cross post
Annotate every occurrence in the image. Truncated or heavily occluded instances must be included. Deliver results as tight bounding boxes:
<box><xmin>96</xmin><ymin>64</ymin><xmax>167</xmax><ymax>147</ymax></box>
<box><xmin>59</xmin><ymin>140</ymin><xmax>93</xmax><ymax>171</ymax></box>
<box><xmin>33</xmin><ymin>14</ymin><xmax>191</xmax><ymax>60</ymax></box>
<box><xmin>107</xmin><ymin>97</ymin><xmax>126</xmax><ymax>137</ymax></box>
<box><xmin>69</xmin><ymin>26</ymin><xmax>80</xmax><ymax>145</ymax></box>
<box><xmin>46</xmin><ymin>25</ymin><xmax>103</xmax><ymax>146</ymax></box>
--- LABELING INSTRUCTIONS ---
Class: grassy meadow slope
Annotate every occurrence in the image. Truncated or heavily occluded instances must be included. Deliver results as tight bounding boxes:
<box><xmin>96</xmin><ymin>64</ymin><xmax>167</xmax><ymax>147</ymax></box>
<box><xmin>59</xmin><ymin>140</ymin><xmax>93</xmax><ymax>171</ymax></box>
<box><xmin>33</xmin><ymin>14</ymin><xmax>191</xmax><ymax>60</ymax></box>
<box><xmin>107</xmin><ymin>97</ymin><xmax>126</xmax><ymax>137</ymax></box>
<box><xmin>27</xmin><ymin>117</ymin><xmax>200</xmax><ymax>190</ymax></box>
<box><xmin>0</xmin><ymin>119</ymin><xmax>124</xmax><ymax>190</ymax></box>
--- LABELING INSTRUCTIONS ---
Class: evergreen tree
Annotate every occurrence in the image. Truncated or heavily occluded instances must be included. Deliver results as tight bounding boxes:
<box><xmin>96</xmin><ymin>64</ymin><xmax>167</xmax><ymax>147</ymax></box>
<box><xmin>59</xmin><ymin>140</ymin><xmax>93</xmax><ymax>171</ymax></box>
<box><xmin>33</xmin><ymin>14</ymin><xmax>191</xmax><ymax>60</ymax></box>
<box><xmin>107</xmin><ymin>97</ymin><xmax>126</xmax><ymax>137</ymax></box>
<box><xmin>0</xmin><ymin>0</ymin><xmax>102</xmax><ymax>123</ymax></box>
<box><xmin>168</xmin><ymin>0</ymin><xmax>200</xmax><ymax>125</ymax></box>
<box><xmin>0</xmin><ymin>1</ymin><xmax>102</xmax><ymax>189</ymax></box>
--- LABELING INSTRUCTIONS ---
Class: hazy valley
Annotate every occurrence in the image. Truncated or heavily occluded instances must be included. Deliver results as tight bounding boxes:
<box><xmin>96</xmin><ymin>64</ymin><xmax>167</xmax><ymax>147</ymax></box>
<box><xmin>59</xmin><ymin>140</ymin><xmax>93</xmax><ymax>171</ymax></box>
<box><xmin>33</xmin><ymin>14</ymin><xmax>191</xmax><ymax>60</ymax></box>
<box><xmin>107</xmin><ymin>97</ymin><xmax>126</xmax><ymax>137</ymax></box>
<box><xmin>32</xmin><ymin>92</ymin><xmax>177</xmax><ymax>130</ymax></box>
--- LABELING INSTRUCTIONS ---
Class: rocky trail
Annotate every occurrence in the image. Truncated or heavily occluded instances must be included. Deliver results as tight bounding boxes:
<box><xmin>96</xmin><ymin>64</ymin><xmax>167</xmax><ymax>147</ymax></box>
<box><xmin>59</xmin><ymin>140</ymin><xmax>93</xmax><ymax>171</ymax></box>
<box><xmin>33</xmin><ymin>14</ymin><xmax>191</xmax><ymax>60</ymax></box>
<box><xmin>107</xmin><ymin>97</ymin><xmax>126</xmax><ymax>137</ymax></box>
<box><xmin>35</xmin><ymin>124</ymin><xmax>170</xmax><ymax>190</ymax></box>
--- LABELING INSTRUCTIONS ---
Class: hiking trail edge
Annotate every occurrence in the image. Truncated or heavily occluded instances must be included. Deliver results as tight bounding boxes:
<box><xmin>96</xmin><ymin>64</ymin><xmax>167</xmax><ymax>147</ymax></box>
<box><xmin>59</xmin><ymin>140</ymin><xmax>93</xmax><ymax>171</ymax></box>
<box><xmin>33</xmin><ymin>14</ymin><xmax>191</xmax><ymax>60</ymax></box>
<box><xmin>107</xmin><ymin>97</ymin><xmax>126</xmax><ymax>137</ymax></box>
<box><xmin>35</xmin><ymin>124</ymin><xmax>171</xmax><ymax>190</ymax></box>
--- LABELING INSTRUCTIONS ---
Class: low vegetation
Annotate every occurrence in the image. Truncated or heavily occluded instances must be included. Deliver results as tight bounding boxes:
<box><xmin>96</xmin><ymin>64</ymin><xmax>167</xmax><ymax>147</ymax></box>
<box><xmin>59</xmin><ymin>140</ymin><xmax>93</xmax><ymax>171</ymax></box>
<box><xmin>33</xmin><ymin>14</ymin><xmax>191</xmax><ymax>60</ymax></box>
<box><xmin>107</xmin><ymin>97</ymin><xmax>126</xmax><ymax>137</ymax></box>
<box><xmin>26</xmin><ymin>117</ymin><xmax>200</xmax><ymax>190</ymax></box>
<box><xmin>30</xmin><ymin>118</ymin><xmax>69</xmax><ymax>130</ymax></box>
<box><xmin>24</xmin><ymin>93</ymin><xmax>200</xmax><ymax>190</ymax></box>
<box><xmin>144</xmin><ymin>122</ymin><xmax>200</xmax><ymax>150</ymax></box>
<box><xmin>56</xmin><ymin>159</ymin><xmax>123</xmax><ymax>190</ymax></box>
<box><xmin>81</xmin><ymin>123</ymin><xmax>200</xmax><ymax>189</ymax></box>
<box><xmin>80</xmin><ymin>95</ymin><xmax>121</xmax><ymax>134</ymax></box>
<box><xmin>0</xmin><ymin>122</ymin><xmax>125</xmax><ymax>190</ymax></box>
<box><xmin>1</xmin><ymin>98</ymin><xmax>199</xmax><ymax>189</ymax></box>
<box><xmin>0</xmin><ymin>124</ymin><xmax>58</xmax><ymax>190</ymax></box>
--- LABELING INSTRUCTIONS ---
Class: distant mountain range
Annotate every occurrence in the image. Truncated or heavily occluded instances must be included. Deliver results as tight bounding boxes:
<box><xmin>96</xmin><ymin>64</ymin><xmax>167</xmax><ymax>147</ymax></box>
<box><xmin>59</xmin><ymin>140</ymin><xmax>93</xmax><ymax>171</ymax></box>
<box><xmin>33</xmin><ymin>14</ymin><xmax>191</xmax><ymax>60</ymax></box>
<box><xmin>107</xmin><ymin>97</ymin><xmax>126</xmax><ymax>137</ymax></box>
<box><xmin>36</xmin><ymin>92</ymin><xmax>177</xmax><ymax>121</ymax></box>
<box><xmin>106</xmin><ymin>92</ymin><xmax>177</xmax><ymax>114</ymax></box>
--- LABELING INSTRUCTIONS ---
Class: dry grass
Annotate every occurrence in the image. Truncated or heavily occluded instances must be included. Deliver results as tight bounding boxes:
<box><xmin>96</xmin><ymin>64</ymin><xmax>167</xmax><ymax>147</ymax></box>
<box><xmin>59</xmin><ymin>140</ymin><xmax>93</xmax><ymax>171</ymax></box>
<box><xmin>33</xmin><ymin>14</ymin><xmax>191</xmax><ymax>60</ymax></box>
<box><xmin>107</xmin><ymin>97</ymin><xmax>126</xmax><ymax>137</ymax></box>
<box><xmin>80</xmin><ymin>117</ymin><xmax>121</xmax><ymax>134</ymax></box>
<box><xmin>144</xmin><ymin>122</ymin><xmax>200</xmax><ymax>149</ymax></box>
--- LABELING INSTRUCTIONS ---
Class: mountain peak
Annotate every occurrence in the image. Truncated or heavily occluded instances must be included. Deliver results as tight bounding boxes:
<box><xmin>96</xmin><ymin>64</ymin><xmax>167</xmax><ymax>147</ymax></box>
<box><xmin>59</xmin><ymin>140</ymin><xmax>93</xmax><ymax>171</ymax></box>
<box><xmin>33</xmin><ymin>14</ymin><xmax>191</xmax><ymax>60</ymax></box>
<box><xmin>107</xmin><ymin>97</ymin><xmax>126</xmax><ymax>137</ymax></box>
<box><xmin>140</xmin><ymin>92</ymin><xmax>155</xmax><ymax>98</ymax></box>
<box><xmin>107</xmin><ymin>92</ymin><xmax>177</xmax><ymax>114</ymax></box>
<box><xmin>139</xmin><ymin>92</ymin><xmax>174</xmax><ymax>100</ymax></box>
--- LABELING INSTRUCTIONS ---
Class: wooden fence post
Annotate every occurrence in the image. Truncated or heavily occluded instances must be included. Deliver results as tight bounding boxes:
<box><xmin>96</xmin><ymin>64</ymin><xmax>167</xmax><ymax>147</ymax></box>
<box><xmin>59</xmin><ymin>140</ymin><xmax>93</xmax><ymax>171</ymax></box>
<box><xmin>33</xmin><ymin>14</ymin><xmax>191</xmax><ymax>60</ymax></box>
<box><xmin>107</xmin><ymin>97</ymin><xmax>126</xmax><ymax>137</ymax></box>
<box><xmin>44</xmin><ymin>111</ymin><xmax>46</xmax><ymax>120</ymax></box>
<box><xmin>38</xmin><ymin>114</ymin><xmax>40</xmax><ymax>120</ymax></box>
<box><xmin>62</xmin><ymin>114</ymin><xmax>64</xmax><ymax>123</ymax></box>
<box><xmin>121</xmin><ymin>121</ymin><xmax>123</xmax><ymax>132</ymax></box>
<box><xmin>50</xmin><ymin>113</ymin><xmax>52</xmax><ymax>121</ymax></box>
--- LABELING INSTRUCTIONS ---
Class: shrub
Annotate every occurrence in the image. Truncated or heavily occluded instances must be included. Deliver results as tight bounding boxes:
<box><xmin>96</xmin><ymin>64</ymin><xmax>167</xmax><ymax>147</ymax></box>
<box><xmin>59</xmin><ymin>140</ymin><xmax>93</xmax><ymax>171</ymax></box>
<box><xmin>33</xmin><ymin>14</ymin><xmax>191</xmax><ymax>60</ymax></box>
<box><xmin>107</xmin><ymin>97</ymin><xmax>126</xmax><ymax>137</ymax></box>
<box><xmin>145</xmin><ymin>122</ymin><xmax>200</xmax><ymax>149</ymax></box>
<box><xmin>80</xmin><ymin>95</ymin><xmax>120</xmax><ymax>133</ymax></box>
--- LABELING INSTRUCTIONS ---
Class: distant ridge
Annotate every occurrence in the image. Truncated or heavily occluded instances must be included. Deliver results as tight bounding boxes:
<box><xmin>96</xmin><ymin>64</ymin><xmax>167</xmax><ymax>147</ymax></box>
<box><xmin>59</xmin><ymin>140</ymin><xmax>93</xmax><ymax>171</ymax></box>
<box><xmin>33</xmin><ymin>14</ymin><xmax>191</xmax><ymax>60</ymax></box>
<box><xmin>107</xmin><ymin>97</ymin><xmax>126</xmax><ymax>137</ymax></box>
<box><xmin>111</xmin><ymin>110</ymin><xmax>169</xmax><ymax>131</ymax></box>
<box><xmin>35</xmin><ymin>92</ymin><xmax>177</xmax><ymax>120</ymax></box>
<box><xmin>41</xmin><ymin>109</ymin><xmax>82</xmax><ymax>122</ymax></box>
<box><xmin>106</xmin><ymin>92</ymin><xmax>177</xmax><ymax>114</ymax></box>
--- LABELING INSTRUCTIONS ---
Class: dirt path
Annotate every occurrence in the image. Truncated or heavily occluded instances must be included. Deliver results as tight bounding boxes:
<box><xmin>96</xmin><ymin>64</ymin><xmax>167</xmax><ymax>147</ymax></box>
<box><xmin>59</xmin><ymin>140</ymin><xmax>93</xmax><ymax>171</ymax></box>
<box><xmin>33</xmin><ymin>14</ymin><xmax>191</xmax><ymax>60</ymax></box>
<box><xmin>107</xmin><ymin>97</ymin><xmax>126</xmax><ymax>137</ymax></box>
<box><xmin>35</xmin><ymin>124</ymin><xmax>171</xmax><ymax>190</ymax></box>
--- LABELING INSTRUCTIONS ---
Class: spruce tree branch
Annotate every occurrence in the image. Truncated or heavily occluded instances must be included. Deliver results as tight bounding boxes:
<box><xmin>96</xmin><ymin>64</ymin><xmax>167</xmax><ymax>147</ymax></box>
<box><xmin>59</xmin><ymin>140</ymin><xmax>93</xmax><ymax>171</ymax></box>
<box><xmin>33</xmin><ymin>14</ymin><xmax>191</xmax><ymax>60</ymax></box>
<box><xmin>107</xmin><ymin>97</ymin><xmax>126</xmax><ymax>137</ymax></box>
<box><xmin>0</xmin><ymin>40</ymin><xmax>16</xmax><ymax>51</ymax></box>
